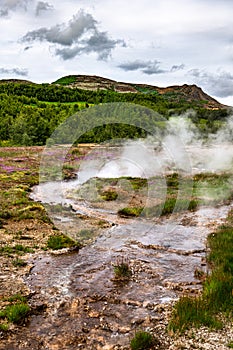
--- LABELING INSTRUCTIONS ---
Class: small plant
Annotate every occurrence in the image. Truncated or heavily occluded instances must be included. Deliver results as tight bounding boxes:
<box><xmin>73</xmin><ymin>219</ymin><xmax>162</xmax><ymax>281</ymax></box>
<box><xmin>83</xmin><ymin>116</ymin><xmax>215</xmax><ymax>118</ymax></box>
<box><xmin>130</xmin><ymin>330</ymin><xmax>157</xmax><ymax>350</ymax></box>
<box><xmin>0</xmin><ymin>303</ymin><xmax>30</xmax><ymax>324</ymax></box>
<box><xmin>12</xmin><ymin>258</ymin><xmax>27</xmax><ymax>267</ymax></box>
<box><xmin>0</xmin><ymin>245</ymin><xmax>34</xmax><ymax>256</ymax></box>
<box><xmin>118</xmin><ymin>207</ymin><xmax>143</xmax><ymax>217</ymax></box>
<box><xmin>227</xmin><ymin>341</ymin><xmax>233</xmax><ymax>348</ymax></box>
<box><xmin>100</xmin><ymin>189</ymin><xmax>118</xmax><ymax>201</ymax></box>
<box><xmin>3</xmin><ymin>294</ymin><xmax>27</xmax><ymax>303</ymax></box>
<box><xmin>0</xmin><ymin>323</ymin><xmax>9</xmax><ymax>331</ymax></box>
<box><xmin>47</xmin><ymin>234</ymin><xmax>78</xmax><ymax>250</ymax></box>
<box><xmin>113</xmin><ymin>258</ymin><xmax>132</xmax><ymax>280</ymax></box>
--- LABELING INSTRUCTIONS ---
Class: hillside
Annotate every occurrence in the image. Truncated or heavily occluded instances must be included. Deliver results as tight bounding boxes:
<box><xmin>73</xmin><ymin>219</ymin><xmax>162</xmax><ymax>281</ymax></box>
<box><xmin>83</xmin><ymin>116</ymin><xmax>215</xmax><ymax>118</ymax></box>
<box><xmin>0</xmin><ymin>74</ymin><xmax>230</xmax><ymax>146</ymax></box>
<box><xmin>52</xmin><ymin>74</ymin><xmax>226</xmax><ymax>110</ymax></box>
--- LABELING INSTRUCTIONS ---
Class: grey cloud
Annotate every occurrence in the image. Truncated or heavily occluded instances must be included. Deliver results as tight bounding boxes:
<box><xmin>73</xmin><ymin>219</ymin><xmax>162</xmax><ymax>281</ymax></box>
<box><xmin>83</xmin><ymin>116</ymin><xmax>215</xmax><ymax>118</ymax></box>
<box><xmin>35</xmin><ymin>1</ymin><xmax>53</xmax><ymax>16</ymax></box>
<box><xmin>118</xmin><ymin>60</ymin><xmax>166</xmax><ymax>75</ymax></box>
<box><xmin>22</xmin><ymin>11</ymin><xmax>97</xmax><ymax>45</ymax></box>
<box><xmin>0</xmin><ymin>8</ymin><xmax>8</xmax><ymax>16</ymax></box>
<box><xmin>83</xmin><ymin>31</ymin><xmax>125</xmax><ymax>60</ymax></box>
<box><xmin>171</xmin><ymin>64</ymin><xmax>185</xmax><ymax>72</ymax></box>
<box><xmin>0</xmin><ymin>67</ymin><xmax>28</xmax><ymax>76</ymax></box>
<box><xmin>118</xmin><ymin>60</ymin><xmax>151</xmax><ymax>71</ymax></box>
<box><xmin>21</xmin><ymin>10</ymin><xmax>124</xmax><ymax>60</ymax></box>
<box><xmin>56</xmin><ymin>31</ymin><xmax>125</xmax><ymax>60</ymax></box>
<box><xmin>189</xmin><ymin>69</ymin><xmax>233</xmax><ymax>97</ymax></box>
<box><xmin>142</xmin><ymin>64</ymin><xmax>166</xmax><ymax>75</ymax></box>
<box><xmin>0</xmin><ymin>0</ymin><xmax>28</xmax><ymax>16</ymax></box>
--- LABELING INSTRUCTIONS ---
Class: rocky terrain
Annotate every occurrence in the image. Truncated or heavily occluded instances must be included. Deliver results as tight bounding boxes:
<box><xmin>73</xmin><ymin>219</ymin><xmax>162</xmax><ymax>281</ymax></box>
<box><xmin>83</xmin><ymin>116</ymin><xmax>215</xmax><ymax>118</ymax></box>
<box><xmin>53</xmin><ymin>74</ymin><xmax>226</xmax><ymax>110</ymax></box>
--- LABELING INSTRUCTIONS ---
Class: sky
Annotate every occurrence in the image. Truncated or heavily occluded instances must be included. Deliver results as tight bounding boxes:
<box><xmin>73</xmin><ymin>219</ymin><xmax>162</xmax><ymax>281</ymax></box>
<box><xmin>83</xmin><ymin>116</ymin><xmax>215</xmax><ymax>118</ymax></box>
<box><xmin>1</xmin><ymin>0</ymin><xmax>233</xmax><ymax>106</ymax></box>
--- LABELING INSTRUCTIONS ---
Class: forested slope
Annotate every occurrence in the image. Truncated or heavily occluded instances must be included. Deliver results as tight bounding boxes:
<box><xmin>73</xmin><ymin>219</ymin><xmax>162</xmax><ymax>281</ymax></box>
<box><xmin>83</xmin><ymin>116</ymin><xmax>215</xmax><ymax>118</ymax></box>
<box><xmin>0</xmin><ymin>79</ymin><xmax>230</xmax><ymax>146</ymax></box>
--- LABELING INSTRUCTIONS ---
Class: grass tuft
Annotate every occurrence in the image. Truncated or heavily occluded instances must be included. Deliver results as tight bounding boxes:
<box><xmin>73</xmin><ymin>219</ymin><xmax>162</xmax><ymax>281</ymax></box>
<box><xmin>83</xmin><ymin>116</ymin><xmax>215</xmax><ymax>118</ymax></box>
<box><xmin>130</xmin><ymin>330</ymin><xmax>158</xmax><ymax>350</ymax></box>
<box><xmin>0</xmin><ymin>303</ymin><xmax>30</xmax><ymax>324</ymax></box>
<box><xmin>113</xmin><ymin>258</ymin><xmax>132</xmax><ymax>280</ymax></box>
<box><xmin>47</xmin><ymin>234</ymin><xmax>78</xmax><ymax>250</ymax></box>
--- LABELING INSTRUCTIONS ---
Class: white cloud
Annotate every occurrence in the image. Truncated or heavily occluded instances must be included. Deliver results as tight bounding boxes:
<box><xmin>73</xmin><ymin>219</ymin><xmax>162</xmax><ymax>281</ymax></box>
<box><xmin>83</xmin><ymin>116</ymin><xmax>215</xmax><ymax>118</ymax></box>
<box><xmin>0</xmin><ymin>0</ymin><xmax>232</xmax><ymax>105</ymax></box>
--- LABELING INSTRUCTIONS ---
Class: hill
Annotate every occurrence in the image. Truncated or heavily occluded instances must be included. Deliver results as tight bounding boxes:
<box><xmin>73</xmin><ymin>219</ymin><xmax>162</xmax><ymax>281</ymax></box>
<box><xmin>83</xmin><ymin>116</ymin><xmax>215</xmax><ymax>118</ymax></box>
<box><xmin>0</xmin><ymin>74</ymin><xmax>230</xmax><ymax>146</ymax></box>
<box><xmin>52</xmin><ymin>74</ymin><xmax>226</xmax><ymax>110</ymax></box>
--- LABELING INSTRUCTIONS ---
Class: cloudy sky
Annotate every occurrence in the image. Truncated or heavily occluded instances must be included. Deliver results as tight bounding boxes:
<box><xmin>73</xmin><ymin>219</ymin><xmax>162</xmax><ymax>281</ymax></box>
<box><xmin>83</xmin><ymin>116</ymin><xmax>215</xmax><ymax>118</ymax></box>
<box><xmin>1</xmin><ymin>0</ymin><xmax>233</xmax><ymax>105</ymax></box>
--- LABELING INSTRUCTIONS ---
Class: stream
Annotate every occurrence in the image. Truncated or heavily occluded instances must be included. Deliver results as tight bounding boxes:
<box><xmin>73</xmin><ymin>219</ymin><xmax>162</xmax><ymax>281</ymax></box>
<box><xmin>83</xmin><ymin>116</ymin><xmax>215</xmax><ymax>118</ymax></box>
<box><xmin>25</xmin><ymin>143</ymin><xmax>233</xmax><ymax>349</ymax></box>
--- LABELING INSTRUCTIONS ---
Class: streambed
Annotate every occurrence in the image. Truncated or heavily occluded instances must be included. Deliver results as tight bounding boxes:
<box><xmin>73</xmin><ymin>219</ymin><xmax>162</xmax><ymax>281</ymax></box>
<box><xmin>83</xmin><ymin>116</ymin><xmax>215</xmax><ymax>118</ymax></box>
<box><xmin>24</xmin><ymin>143</ymin><xmax>233</xmax><ymax>349</ymax></box>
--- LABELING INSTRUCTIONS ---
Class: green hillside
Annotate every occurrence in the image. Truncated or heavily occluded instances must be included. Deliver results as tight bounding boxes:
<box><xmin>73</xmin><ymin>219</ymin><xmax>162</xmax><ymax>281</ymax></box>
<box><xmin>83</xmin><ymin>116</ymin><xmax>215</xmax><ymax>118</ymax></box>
<box><xmin>0</xmin><ymin>76</ymin><xmax>230</xmax><ymax>146</ymax></box>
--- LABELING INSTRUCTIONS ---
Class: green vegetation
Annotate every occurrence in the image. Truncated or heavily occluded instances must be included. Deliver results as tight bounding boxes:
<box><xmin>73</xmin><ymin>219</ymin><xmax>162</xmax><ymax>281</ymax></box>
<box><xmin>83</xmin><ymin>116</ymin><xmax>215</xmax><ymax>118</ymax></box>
<box><xmin>118</xmin><ymin>207</ymin><xmax>144</xmax><ymax>217</ymax></box>
<box><xmin>47</xmin><ymin>234</ymin><xmax>78</xmax><ymax>250</ymax></box>
<box><xmin>0</xmin><ymin>323</ymin><xmax>9</xmax><ymax>331</ymax></box>
<box><xmin>53</xmin><ymin>75</ymin><xmax>77</xmax><ymax>85</ymax></box>
<box><xmin>0</xmin><ymin>244</ymin><xmax>34</xmax><ymax>256</ymax></box>
<box><xmin>113</xmin><ymin>258</ymin><xmax>132</xmax><ymax>279</ymax></box>
<box><xmin>117</xmin><ymin>173</ymin><xmax>233</xmax><ymax>218</ymax></box>
<box><xmin>0</xmin><ymin>303</ymin><xmax>30</xmax><ymax>324</ymax></box>
<box><xmin>130</xmin><ymin>331</ymin><xmax>158</xmax><ymax>350</ymax></box>
<box><xmin>0</xmin><ymin>81</ymin><xmax>229</xmax><ymax>146</ymax></box>
<box><xmin>169</xmin><ymin>209</ymin><xmax>233</xmax><ymax>333</ymax></box>
<box><xmin>12</xmin><ymin>258</ymin><xmax>27</xmax><ymax>267</ymax></box>
<box><xmin>100</xmin><ymin>189</ymin><xmax>118</xmax><ymax>201</ymax></box>
<box><xmin>118</xmin><ymin>199</ymin><xmax>198</xmax><ymax>218</ymax></box>
<box><xmin>3</xmin><ymin>294</ymin><xmax>27</xmax><ymax>303</ymax></box>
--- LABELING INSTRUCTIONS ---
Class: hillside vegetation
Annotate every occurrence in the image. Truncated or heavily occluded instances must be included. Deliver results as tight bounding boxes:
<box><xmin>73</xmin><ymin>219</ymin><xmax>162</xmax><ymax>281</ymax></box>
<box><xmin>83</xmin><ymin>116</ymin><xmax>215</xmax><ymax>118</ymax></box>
<box><xmin>0</xmin><ymin>75</ymin><xmax>230</xmax><ymax>146</ymax></box>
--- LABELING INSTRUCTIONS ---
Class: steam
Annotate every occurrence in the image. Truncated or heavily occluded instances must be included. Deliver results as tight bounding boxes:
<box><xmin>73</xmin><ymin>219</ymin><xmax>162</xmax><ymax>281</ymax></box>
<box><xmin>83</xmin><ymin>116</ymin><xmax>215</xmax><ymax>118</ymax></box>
<box><xmin>77</xmin><ymin>112</ymin><xmax>233</xmax><ymax>185</ymax></box>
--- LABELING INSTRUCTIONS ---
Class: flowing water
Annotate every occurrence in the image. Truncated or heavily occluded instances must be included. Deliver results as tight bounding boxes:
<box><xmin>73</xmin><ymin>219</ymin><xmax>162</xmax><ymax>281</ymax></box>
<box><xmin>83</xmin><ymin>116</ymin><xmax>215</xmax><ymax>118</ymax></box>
<box><xmin>25</xmin><ymin>143</ymin><xmax>233</xmax><ymax>349</ymax></box>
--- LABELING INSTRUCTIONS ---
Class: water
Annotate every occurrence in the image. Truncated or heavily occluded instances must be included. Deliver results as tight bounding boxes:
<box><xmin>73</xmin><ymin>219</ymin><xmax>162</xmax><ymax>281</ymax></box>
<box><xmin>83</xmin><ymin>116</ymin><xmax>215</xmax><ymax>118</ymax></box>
<box><xmin>25</xmin><ymin>142</ymin><xmax>233</xmax><ymax>349</ymax></box>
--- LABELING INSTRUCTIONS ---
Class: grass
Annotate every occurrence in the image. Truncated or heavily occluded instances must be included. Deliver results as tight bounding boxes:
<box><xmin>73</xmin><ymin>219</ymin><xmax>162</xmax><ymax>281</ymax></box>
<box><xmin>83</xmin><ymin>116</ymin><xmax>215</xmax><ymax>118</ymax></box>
<box><xmin>118</xmin><ymin>198</ymin><xmax>198</xmax><ymax>218</ymax></box>
<box><xmin>12</xmin><ymin>258</ymin><xmax>27</xmax><ymax>267</ymax></box>
<box><xmin>130</xmin><ymin>331</ymin><xmax>158</xmax><ymax>350</ymax></box>
<box><xmin>47</xmin><ymin>234</ymin><xmax>78</xmax><ymax>250</ymax></box>
<box><xmin>169</xmin><ymin>209</ymin><xmax>233</xmax><ymax>333</ymax></box>
<box><xmin>113</xmin><ymin>258</ymin><xmax>132</xmax><ymax>280</ymax></box>
<box><xmin>52</xmin><ymin>75</ymin><xmax>77</xmax><ymax>85</ymax></box>
<box><xmin>3</xmin><ymin>294</ymin><xmax>27</xmax><ymax>303</ymax></box>
<box><xmin>0</xmin><ymin>303</ymin><xmax>30</xmax><ymax>324</ymax></box>
<box><xmin>0</xmin><ymin>244</ymin><xmax>34</xmax><ymax>256</ymax></box>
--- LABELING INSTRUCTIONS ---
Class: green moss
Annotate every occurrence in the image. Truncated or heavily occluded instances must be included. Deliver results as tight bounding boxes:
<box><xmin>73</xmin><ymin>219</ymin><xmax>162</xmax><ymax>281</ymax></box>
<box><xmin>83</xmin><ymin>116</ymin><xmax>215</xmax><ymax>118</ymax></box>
<box><xmin>100</xmin><ymin>190</ymin><xmax>118</xmax><ymax>201</ymax></box>
<box><xmin>118</xmin><ymin>207</ymin><xmax>143</xmax><ymax>217</ymax></box>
